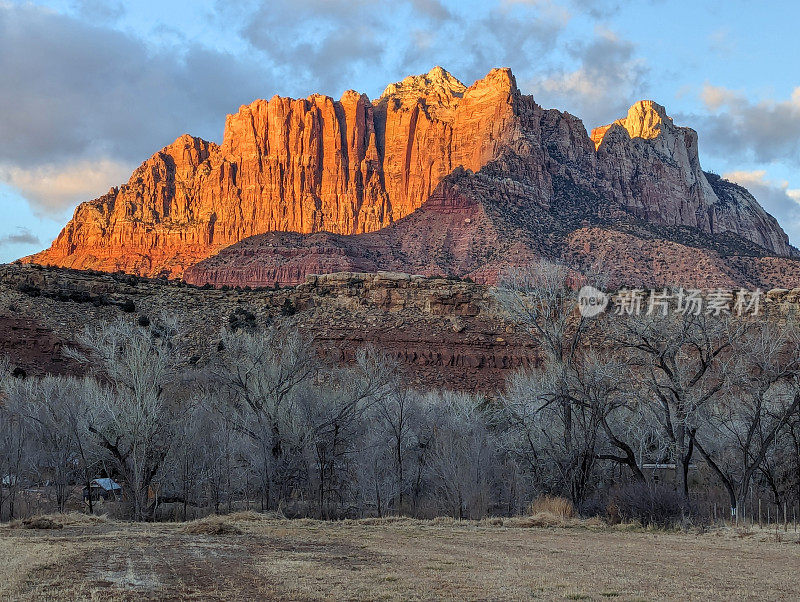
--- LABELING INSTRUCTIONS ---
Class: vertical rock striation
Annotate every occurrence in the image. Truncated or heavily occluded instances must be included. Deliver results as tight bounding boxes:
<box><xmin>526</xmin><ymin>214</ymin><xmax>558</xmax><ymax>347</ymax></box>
<box><xmin>25</xmin><ymin>69</ymin><xmax>795</xmax><ymax>279</ymax></box>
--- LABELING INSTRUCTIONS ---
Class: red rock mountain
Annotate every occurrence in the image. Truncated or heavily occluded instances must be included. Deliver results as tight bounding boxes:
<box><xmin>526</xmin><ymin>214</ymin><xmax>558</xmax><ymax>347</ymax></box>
<box><xmin>24</xmin><ymin>67</ymin><xmax>799</xmax><ymax>287</ymax></box>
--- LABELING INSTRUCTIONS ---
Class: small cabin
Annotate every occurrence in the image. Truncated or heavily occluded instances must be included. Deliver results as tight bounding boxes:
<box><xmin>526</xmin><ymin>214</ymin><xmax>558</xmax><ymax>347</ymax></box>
<box><xmin>83</xmin><ymin>478</ymin><xmax>122</xmax><ymax>502</ymax></box>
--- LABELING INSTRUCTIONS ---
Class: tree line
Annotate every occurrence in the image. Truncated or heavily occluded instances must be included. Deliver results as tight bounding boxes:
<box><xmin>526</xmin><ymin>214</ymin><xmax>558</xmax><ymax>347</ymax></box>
<box><xmin>1</xmin><ymin>262</ymin><xmax>799</xmax><ymax>524</ymax></box>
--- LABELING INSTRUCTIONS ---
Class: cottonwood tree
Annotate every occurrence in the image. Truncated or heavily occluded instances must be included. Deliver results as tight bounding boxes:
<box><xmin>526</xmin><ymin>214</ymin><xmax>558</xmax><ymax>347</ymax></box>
<box><xmin>68</xmin><ymin>317</ymin><xmax>189</xmax><ymax>521</ymax></box>
<box><xmin>614</xmin><ymin>309</ymin><xmax>739</xmax><ymax>499</ymax></box>
<box><xmin>372</xmin><ymin>382</ymin><xmax>425</xmax><ymax>513</ymax></box>
<box><xmin>426</xmin><ymin>391</ymin><xmax>497</xmax><ymax>519</ymax></box>
<box><xmin>495</xmin><ymin>262</ymin><xmax>592</xmax><ymax>502</ymax></box>
<box><xmin>0</xmin><ymin>355</ymin><xmax>25</xmax><ymax>519</ymax></box>
<box><xmin>495</xmin><ymin>262</ymin><xmax>643</xmax><ymax>503</ymax></box>
<box><xmin>574</xmin><ymin>353</ymin><xmax>646</xmax><ymax>483</ymax></box>
<box><xmin>778</xmin><ymin>413</ymin><xmax>800</xmax><ymax>513</ymax></box>
<box><xmin>211</xmin><ymin>326</ymin><xmax>319</xmax><ymax>510</ymax></box>
<box><xmin>693</xmin><ymin>320</ymin><xmax>800</xmax><ymax>516</ymax></box>
<box><xmin>303</xmin><ymin>348</ymin><xmax>395</xmax><ymax>517</ymax></box>
<box><xmin>356</xmin><ymin>426</ymin><xmax>400</xmax><ymax>518</ymax></box>
<box><xmin>499</xmin><ymin>360</ymin><xmax>621</xmax><ymax>504</ymax></box>
<box><xmin>11</xmin><ymin>376</ymin><xmax>98</xmax><ymax>513</ymax></box>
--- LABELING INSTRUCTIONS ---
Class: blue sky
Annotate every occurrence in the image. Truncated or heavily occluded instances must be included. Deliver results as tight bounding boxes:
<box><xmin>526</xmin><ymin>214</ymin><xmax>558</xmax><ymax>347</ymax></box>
<box><xmin>1</xmin><ymin>0</ymin><xmax>799</xmax><ymax>262</ymax></box>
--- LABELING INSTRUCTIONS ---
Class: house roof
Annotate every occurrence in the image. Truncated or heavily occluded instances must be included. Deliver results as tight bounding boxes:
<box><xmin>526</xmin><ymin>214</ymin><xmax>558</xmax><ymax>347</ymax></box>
<box><xmin>92</xmin><ymin>478</ymin><xmax>121</xmax><ymax>491</ymax></box>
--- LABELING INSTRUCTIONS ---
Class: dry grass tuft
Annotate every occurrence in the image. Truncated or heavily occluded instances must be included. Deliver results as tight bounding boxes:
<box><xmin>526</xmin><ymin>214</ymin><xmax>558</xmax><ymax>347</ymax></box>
<box><xmin>8</xmin><ymin>513</ymin><xmax>109</xmax><ymax>530</ymax></box>
<box><xmin>478</xmin><ymin>517</ymin><xmax>505</xmax><ymax>527</ymax></box>
<box><xmin>506</xmin><ymin>512</ymin><xmax>573</xmax><ymax>528</ymax></box>
<box><xmin>527</xmin><ymin>495</ymin><xmax>576</xmax><ymax>519</ymax></box>
<box><xmin>20</xmin><ymin>516</ymin><xmax>64</xmax><ymax>530</ymax></box>
<box><xmin>59</xmin><ymin>512</ymin><xmax>110</xmax><ymax>526</ymax></box>
<box><xmin>183</xmin><ymin>515</ymin><xmax>243</xmax><ymax>535</ymax></box>
<box><xmin>351</xmin><ymin>516</ymin><xmax>415</xmax><ymax>526</ymax></box>
<box><xmin>224</xmin><ymin>510</ymin><xmax>274</xmax><ymax>523</ymax></box>
<box><xmin>428</xmin><ymin>517</ymin><xmax>459</xmax><ymax>526</ymax></box>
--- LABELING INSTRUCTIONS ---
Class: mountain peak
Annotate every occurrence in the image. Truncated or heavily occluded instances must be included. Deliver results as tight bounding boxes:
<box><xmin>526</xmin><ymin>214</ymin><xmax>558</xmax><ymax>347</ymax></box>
<box><xmin>380</xmin><ymin>66</ymin><xmax>466</xmax><ymax>105</ymax></box>
<box><xmin>470</xmin><ymin>67</ymin><xmax>517</xmax><ymax>94</ymax></box>
<box><xmin>620</xmin><ymin>100</ymin><xmax>674</xmax><ymax>140</ymax></box>
<box><xmin>24</xmin><ymin>69</ymin><xmax>796</xmax><ymax>282</ymax></box>
<box><xmin>591</xmin><ymin>99</ymin><xmax>676</xmax><ymax>149</ymax></box>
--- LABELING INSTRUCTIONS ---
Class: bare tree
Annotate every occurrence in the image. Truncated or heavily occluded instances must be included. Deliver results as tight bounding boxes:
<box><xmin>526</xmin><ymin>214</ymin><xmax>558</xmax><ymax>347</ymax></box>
<box><xmin>302</xmin><ymin>348</ymin><xmax>395</xmax><ymax>517</ymax></box>
<box><xmin>212</xmin><ymin>325</ymin><xmax>319</xmax><ymax>511</ymax></box>
<box><xmin>693</xmin><ymin>320</ymin><xmax>800</xmax><ymax>516</ymax></box>
<box><xmin>615</xmin><ymin>309</ymin><xmax>738</xmax><ymax>499</ymax></box>
<box><xmin>496</xmin><ymin>262</ymin><xmax>642</xmax><ymax>503</ymax></box>
<box><xmin>426</xmin><ymin>391</ymin><xmax>497</xmax><ymax>520</ymax></box>
<box><xmin>68</xmin><ymin>317</ymin><xmax>188</xmax><ymax>521</ymax></box>
<box><xmin>372</xmin><ymin>382</ymin><xmax>424</xmax><ymax>514</ymax></box>
<box><xmin>10</xmin><ymin>376</ymin><xmax>98</xmax><ymax>513</ymax></box>
<box><xmin>0</xmin><ymin>356</ymin><xmax>25</xmax><ymax>520</ymax></box>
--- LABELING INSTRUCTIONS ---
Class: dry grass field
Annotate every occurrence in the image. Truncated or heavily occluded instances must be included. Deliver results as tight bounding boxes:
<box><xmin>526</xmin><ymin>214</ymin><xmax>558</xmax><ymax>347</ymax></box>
<box><xmin>1</xmin><ymin>513</ymin><xmax>799</xmax><ymax>601</ymax></box>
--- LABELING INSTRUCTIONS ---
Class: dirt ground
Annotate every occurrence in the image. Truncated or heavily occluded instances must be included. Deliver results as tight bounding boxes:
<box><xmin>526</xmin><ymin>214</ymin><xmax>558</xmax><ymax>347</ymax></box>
<box><xmin>1</xmin><ymin>514</ymin><xmax>798</xmax><ymax>601</ymax></box>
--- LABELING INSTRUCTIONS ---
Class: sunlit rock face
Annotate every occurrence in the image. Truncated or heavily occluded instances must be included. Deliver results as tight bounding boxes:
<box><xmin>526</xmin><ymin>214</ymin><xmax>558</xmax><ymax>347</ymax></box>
<box><xmin>25</xmin><ymin>68</ymin><xmax>794</xmax><ymax>280</ymax></box>
<box><xmin>25</xmin><ymin>67</ymin><xmax>520</xmax><ymax>277</ymax></box>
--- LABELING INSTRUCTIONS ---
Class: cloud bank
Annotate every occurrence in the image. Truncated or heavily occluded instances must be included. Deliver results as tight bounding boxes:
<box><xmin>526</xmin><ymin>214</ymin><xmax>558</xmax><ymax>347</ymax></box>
<box><xmin>724</xmin><ymin>170</ymin><xmax>800</xmax><ymax>243</ymax></box>
<box><xmin>0</xmin><ymin>3</ymin><xmax>273</xmax><ymax>214</ymax></box>
<box><xmin>699</xmin><ymin>85</ymin><xmax>800</xmax><ymax>166</ymax></box>
<box><xmin>0</xmin><ymin>227</ymin><xmax>41</xmax><ymax>249</ymax></box>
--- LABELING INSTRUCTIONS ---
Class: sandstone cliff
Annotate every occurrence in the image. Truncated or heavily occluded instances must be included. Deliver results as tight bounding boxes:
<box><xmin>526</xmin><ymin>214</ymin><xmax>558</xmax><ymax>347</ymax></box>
<box><xmin>26</xmin><ymin>67</ymin><xmax>520</xmax><ymax>277</ymax></box>
<box><xmin>24</xmin><ymin>68</ymin><xmax>797</xmax><ymax>284</ymax></box>
<box><xmin>592</xmin><ymin>101</ymin><xmax>792</xmax><ymax>256</ymax></box>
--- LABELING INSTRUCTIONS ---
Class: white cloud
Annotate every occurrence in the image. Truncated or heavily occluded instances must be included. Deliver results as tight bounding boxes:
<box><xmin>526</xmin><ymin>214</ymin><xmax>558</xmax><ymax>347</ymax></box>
<box><xmin>0</xmin><ymin>3</ymin><xmax>272</xmax><ymax>168</ymax></box>
<box><xmin>234</xmin><ymin>0</ymin><xmax>571</xmax><ymax>96</ymax></box>
<box><xmin>723</xmin><ymin>170</ymin><xmax>800</xmax><ymax>245</ymax></box>
<box><xmin>697</xmin><ymin>85</ymin><xmax>800</xmax><ymax>165</ymax></box>
<box><xmin>0</xmin><ymin>3</ymin><xmax>279</xmax><ymax>217</ymax></box>
<box><xmin>528</xmin><ymin>26</ymin><xmax>647</xmax><ymax>127</ymax></box>
<box><xmin>0</xmin><ymin>159</ymin><xmax>133</xmax><ymax>215</ymax></box>
<box><xmin>0</xmin><ymin>227</ymin><xmax>41</xmax><ymax>249</ymax></box>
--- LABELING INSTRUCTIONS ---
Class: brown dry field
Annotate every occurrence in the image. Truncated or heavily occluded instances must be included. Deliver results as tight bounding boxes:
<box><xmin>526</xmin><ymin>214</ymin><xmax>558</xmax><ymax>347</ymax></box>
<box><xmin>1</xmin><ymin>514</ymin><xmax>798</xmax><ymax>601</ymax></box>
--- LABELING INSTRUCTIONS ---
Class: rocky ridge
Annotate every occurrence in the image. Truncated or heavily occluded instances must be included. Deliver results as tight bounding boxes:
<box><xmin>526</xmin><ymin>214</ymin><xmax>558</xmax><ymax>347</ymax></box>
<box><xmin>5</xmin><ymin>263</ymin><xmax>800</xmax><ymax>391</ymax></box>
<box><xmin>23</xmin><ymin>67</ymin><xmax>797</xmax><ymax>286</ymax></box>
<box><xmin>0</xmin><ymin>263</ymin><xmax>533</xmax><ymax>391</ymax></box>
<box><xmin>25</xmin><ymin>67</ymin><xmax>520</xmax><ymax>277</ymax></box>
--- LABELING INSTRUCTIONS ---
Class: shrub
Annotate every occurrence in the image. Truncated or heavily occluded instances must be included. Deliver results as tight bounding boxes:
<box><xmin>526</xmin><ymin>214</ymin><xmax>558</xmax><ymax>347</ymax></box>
<box><xmin>91</xmin><ymin>294</ymin><xmax>110</xmax><ymax>307</ymax></box>
<box><xmin>527</xmin><ymin>495</ymin><xmax>576</xmax><ymax>519</ymax></box>
<box><xmin>578</xmin><ymin>495</ymin><xmax>607</xmax><ymax>518</ymax></box>
<box><xmin>228</xmin><ymin>307</ymin><xmax>256</xmax><ymax>331</ymax></box>
<box><xmin>137</xmin><ymin>315</ymin><xmax>150</xmax><ymax>327</ymax></box>
<box><xmin>607</xmin><ymin>483</ymin><xmax>691</xmax><ymax>528</ymax></box>
<box><xmin>120</xmin><ymin>298</ymin><xmax>136</xmax><ymax>313</ymax></box>
<box><xmin>281</xmin><ymin>298</ymin><xmax>296</xmax><ymax>317</ymax></box>
<box><xmin>21</xmin><ymin>516</ymin><xmax>63</xmax><ymax>530</ymax></box>
<box><xmin>16</xmin><ymin>282</ymin><xmax>41</xmax><ymax>297</ymax></box>
<box><xmin>70</xmin><ymin>290</ymin><xmax>91</xmax><ymax>303</ymax></box>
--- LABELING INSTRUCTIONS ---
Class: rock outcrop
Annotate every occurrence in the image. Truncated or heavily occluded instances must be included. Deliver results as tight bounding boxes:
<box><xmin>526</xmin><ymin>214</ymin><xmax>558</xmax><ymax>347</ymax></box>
<box><xmin>592</xmin><ymin>101</ymin><xmax>792</xmax><ymax>256</ymax></box>
<box><xmin>0</xmin><ymin>263</ymin><xmax>534</xmax><ymax>391</ymax></box>
<box><xmin>186</xmin><ymin>166</ymin><xmax>800</xmax><ymax>291</ymax></box>
<box><xmin>26</xmin><ymin>67</ymin><xmax>521</xmax><ymax>277</ymax></box>
<box><xmin>24</xmin><ymin>68</ymin><xmax>797</xmax><ymax>285</ymax></box>
<box><xmin>5</xmin><ymin>262</ymin><xmax>800</xmax><ymax>391</ymax></box>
